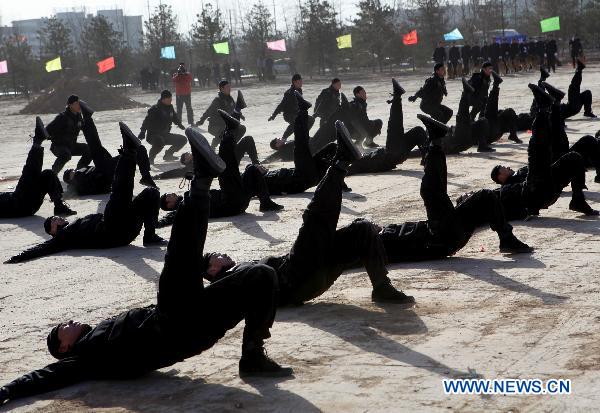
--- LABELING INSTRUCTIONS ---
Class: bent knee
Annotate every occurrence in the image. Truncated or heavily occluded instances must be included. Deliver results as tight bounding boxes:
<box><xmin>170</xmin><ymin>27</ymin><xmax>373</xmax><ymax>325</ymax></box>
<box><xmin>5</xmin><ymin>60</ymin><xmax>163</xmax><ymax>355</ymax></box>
<box><xmin>140</xmin><ymin>186</ymin><xmax>161</xmax><ymax>201</ymax></box>
<box><xmin>247</xmin><ymin>264</ymin><xmax>278</xmax><ymax>287</ymax></box>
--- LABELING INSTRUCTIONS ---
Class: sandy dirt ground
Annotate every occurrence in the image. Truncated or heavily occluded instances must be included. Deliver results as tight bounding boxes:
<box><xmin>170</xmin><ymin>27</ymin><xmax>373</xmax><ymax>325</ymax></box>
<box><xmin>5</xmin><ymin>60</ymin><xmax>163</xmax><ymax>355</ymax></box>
<box><xmin>1</xmin><ymin>66</ymin><xmax>599</xmax><ymax>412</ymax></box>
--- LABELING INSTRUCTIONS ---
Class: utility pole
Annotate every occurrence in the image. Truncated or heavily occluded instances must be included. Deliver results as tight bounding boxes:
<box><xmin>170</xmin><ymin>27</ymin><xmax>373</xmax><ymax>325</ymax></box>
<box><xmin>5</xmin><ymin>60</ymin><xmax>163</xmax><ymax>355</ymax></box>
<box><xmin>273</xmin><ymin>0</ymin><xmax>277</xmax><ymax>33</ymax></box>
<box><xmin>500</xmin><ymin>0</ymin><xmax>505</xmax><ymax>37</ymax></box>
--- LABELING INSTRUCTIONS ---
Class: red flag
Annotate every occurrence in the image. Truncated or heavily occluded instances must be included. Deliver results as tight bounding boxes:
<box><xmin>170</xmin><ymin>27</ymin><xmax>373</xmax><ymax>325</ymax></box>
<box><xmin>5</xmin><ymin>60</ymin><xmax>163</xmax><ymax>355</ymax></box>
<box><xmin>403</xmin><ymin>30</ymin><xmax>418</xmax><ymax>45</ymax></box>
<box><xmin>97</xmin><ymin>56</ymin><xmax>116</xmax><ymax>74</ymax></box>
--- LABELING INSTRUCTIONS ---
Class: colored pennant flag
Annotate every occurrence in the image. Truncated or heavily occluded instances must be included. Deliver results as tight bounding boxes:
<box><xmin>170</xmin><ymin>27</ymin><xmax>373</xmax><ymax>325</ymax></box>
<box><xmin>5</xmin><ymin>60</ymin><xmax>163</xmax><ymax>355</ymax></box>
<box><xmin>336</xmin><ymin>34</ymin><xmax>352</xmax><ymax>49</ymax></box>
<box><xmin>403</xmin><ymin>30</ymin><xmax>418</xmax><ymax>45</ymax></box>
<box><xmin>161</xmin><ymin>46</ymin><xmax>176</xmax><ymax>59</ymax></box>
<box><xmin>213</xmin><ymin>41</ymin><xmax>230</xmax><ymax>54</ymax></box>
<box><xmin>540</xmin><ymin>16</ymin><xmax>560</xmax><ymax>33</ymax></box>
<box><xmin>0</xmin><ymin>60</ymin><xmax>7</xmax><ymax>74</ymax></box>
<box><xmin>443</xmin><ymin>28</ymin><xmax>463</xmax><ymax>41</ymax></box>
<box><xmin>97</xmin><ymin>56</ymin><xmax>116</xmax><ymax>74</ymax></box>
<box><xmin>45</xmin><ymin>56</ymin><xmax>62</xmax><ymax>72</ymax></box>
<box><xmin>267</xmin><ymin>39</ymin><xmax>286</xmax><ymax>52</ymax></box>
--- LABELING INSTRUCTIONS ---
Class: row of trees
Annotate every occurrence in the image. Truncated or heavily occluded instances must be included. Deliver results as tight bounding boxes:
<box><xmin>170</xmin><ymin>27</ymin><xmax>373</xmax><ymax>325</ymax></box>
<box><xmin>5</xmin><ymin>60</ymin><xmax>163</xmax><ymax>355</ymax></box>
<box><xmin>2</xmin><ymin>0</ymin><xmax>600</xmax><ymax>96</ymax></box>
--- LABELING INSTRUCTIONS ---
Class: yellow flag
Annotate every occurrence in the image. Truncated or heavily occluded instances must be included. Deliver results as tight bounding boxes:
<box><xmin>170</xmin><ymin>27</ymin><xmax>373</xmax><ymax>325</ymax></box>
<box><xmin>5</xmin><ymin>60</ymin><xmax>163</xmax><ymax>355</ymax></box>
<box><xmin>45</xmin><ymin>57</ymin><xmax>62</xmax><ymax>72</ymax></box>
<box><xmin>336</xmin><ymin>34</ymin><xmax>352</xmax><ymax>49</ymax></box>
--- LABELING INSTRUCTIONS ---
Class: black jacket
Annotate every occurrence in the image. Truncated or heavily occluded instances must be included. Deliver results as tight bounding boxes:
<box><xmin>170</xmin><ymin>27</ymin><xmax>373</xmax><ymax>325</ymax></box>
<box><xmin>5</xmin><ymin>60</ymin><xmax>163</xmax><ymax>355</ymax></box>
<box><xmin>271</xmin><ymin>85</ymin><xmax>301</xmax><ymax>123</ymax></box>
<box><xmin>469</xmin><ymin>71</ymin><xmax>491</xmax><ymax>105</ymax></box>
<box><xmin>314</xmin><ymin>86</ymin><xmax>340</xmax><ymax>122</ymax></box>
<box><xmin>348</xmin><ymin>97</ymin><xmax>382</xmax><ymax>139</ymax></box>
<box><xmin>433</xmin><ymin>47</ymin><xmax>446</xmax><ymax>63</ymax></box>
<box><xmin>46</xmin><ymin>108</ymin><xmax>84</xmax><ymax>147</ymax></box>
<box><xmin>461</xmin><ymin>45</ymin><xmax>471</xmax><ymax>61</ymax></box>
<box><xmin>68</xmin><ymin>166</ymin><xmax>112</xmax><ymax>195</ymax></box>
<box><xmin>198</xmin><ymin>92</ymin><xmax>236</xmax><ymax>135</ymax></box>
<box><xmin>449</xmin><ymin>46</ymin><xmax>460</xmax><ymax>62</ymax></box>
<box><xmin>140</xmin><ymin>100</ymin><xmax>183</xmax><ymax>142</ymax></box>
<box><xmin>415</xmin><ymin>74</ymin><xmax>447</xmax><ymax>107</ymax></box>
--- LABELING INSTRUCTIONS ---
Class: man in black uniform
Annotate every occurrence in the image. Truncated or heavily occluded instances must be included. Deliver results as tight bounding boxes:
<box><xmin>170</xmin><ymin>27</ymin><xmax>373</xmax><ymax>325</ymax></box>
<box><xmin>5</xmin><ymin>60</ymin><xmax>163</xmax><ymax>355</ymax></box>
<box><xmin>63</xmin><ymin>112</ymin><xmax>157</xmax><ymax>195</ymax></box>
<box><xmin>569</xmin><ymin>36</ymin><xmax>583</xmax><ymax>68</ymax></box>
<box><xmin>500</xmin><ymin>39</ymin><xmax>510</xmax><ymax>74</ymax></box>
<box><xmin>197</xmin><ymin>80</ymin><xmax>247</xmax><ymax>148</ymax></box>
<box><xmin>481</xmin><ymin>42</ymin><xmax>490</xmax><ymax>65</ymax></box>
<box><xmin>139</xmin><ymin>90</ymin><xmax>187</xmax><ymax>164</ymax></box>
<box><xmin>448</xmin><ymin>43</ymin><xmax>461</xmax><ymax>79</ymax></box>
<box><xmin>154</xmin><ymin>134</ymin><xmax>260</xmax><ymax>180</ymax></box>
<box><xmin>462</xmin><ymin>43</ymin><xmax>471</xmax><ymax>75</ymax></box>
<box><xmin>204</xmin><ymin>121</ymin><xmax>414</xmax><ymax>306</ymax></box>
<box><xmin>380</xmin><ymin>115</ymin><xmax>532</xmax><ymax>263</ymax></box>
<box><xmin>157</xmin><ymin>113</ymin><xmax>283</xmax><ymax>225</ymax></box>
<box><xmin>471</xmin><ymin>44</ymin><xmax>481</xmax><ymax>69</ymax></box>
<box><xmin>490</xmin><ymin>41</ymin><xmax>501</xmax><ymax>73</ymax></box>
<box><xmin>348</xmin><ymin>85</ymin><xmax>383</xmax><ymax>148</ymax></box>
<box><xmin>482</xmin><ymin>71</ymin><xmax>522</xmax><ymax>148</ymax></box>
<box><xmin>46</xmin><ymin>95</ymin><xmax>92</xmax><ymax>174</ymax></box>
<box><xmin>535</xmin><ymin>39</ymin><xmax>546</xmax><ymax>66</ymax></box>
<box><xmin>5</xmin><ymin>123</ymin><xmax>166</xmax><ymax>263</ymax></box>
<box><xmin>0</xmin><ymin>134</ymin><xmax>292</xmax><ymax>406</ymax></box>
<box><xmin>564</xmin><ymin>57</ymin><xmax>596</xmax><ymax>118</ymax></box>
<box><xmin>489</xmin><ymin>84</ymin><xmax>598</xmax><ymax>220</ymax></box>
<box><xmin>441</xmin><ymin>78</ymin><xmax>491</xmax><ymax>154</ymax></box>
<box><xmin>268</xmin><ymin>73</ymin><xmax>315</xmax><ymax>142</ymax></box>
<box><xmin>433</xmin><ymin>41</ymin><xmax>446</xmax><ymax>65</ymax></box>
<box><xmin>0</xmin><ymin>117</ymin><xmax>75</xmax><ymax>218</ymax></box>
<box><xmin>468</xmin><ymin>62</ymin><xmax>492</xmax><ymax>121</ymax></box>
<box><xmin>314</xmin><ymin>78</ymin><xmax>342</xmax><ymax>127</ymax></box>
<box><xmin>344</xmin><ymin>79</ymin><xmax>427</xmax><ymax>175</ymax></box>
<box><xmin>409</xmin><ymin>63</ymin><xmax>453</xmax><ymax>124</ymax></box>
<box><xmin>546</xmin><ymin>37</ymin><xmax>558</xmax><ymax>73</ymax></box>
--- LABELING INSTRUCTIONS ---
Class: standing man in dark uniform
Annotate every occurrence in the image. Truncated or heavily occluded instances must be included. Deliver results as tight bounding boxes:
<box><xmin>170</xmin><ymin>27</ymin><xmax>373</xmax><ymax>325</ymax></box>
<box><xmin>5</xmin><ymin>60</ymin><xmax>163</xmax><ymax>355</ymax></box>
<box><xmin>569</xmin><ymin>36</ymin><xmax>583</xmax><ymax>68</ymax></box>
<box><xmin>0</xmin><ymin>133</ymin><xmax>292</xmax><ymax>407</ymax></box>
<box><xmin>500</xmin><ymin>39</ymin><xmax>510</xmax><ymax>74</ymax></box>
<box><xmin>172</xmin><ymin>62</ymin><xmax>194</xmax><ymax>125</ymax></box>
<box><xmin>481</xmin><ymin>42</ymin><xmax>490</xmax><ymax>66</ymax></box>
<box><xmin>509</xmin><ymin>39</ymin><xmax>520</xmax><ymax>72</ymax></box>
<box><xmin>468</xmin><ymin>61</ymin><xmax>492</xmax><ymax>121</ymax></box>
<box><xmin>197</xmin><ymin>80</ymin><xmax>246</xmax><ymax>148</ymax></box>
<box><xmin>268</xmin><ymin>74</ymin><xmax>314</xmax><ymax>142</ymax></box>
<box><xmin>348</xmin><ymin>85</ymin><xmax>383</xmax><ymax>148</ymax></box>
<box><xmin>462</xmin><ymin>43</ymin><xmax>471</xmax><ymax>75</ymax></box>
<box><xmin>546</xmin><ymin>37</ymin><xmax>558</xmax><ymax>73</ymax></box>
<box><xmin>139</xmin><ymin>90</ymin><xmax>187</xmax><ymax>164</ymax></box>
<box><xmin>314</xmin><ymin>78</ymin><xmax>342</xmax><ymax>127</ymax></box>
<box><xmin>0</xmin><ymin>117</ymin><xmax>75</xmax><ymax>218</ymax></box>
<box><xmin>409</xmin><ymin>63</ymin><xmax>453</xmax><ymax>124</ymax></box>
<box><xmin>46</xmin><ymin>95</ymin><xmax>92</xmax><ymax>174</ymax></box>
<box><xmin>448</xmin><ymin>43</ymin><xmax>461</xmax><ymax>79</ymax></box>
<box><xmin>490</xmin><ymin>40</ymin><xmax>501</xmax><ymax>73</ymax></box>
<box><xmin>6</xmin><ymin>123</ymin><xmax>167</xmax><ymax>263</ymax></box>
<box><xmin>433</xmin><ymin>41</ymin><xmax>446</xmax><ymax>66</ymax></box>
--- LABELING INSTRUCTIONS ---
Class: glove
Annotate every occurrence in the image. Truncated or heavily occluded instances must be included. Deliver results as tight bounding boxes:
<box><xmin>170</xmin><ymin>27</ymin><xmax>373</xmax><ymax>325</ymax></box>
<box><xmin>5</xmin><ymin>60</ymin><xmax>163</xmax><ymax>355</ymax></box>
<box><xmin>408</xmin><ymin>96</ymin><xmax>417</xmax><ymax>103</ymax></box>
<box><xmin>138</xmin><ymin>131</ymin><xmax>146</xmax><ymax>141</ymax></box>
<box><xmin>0</xmin><ymin>386</ymin><xmax>9</xmax><ymax>404</ymax></box>
<box><xmin>240</xmin><ymin>114</ymin><xmax>246</xmax><ymax>121</ymax></box>
<box><xmin>197</xmin><ymin>119</ymin><xmax>205</xmax><ymax>126</ymax></box>
<box><xmin>268</xmin><ymin>115</ymin><xmax>275</xmax><ymax>121</ymax></box>
<box><xmin>178</xmin><ymin>124</ymin><xmax>185</xmax><ymax>130</ymax></box>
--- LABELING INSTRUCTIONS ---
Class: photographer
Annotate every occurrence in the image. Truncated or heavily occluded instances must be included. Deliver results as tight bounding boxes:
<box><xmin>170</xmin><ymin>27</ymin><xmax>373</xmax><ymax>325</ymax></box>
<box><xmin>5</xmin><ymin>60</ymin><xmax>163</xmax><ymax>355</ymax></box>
<box><xmin>172</xmin><ymin>62</ymin><xmax>194</xmax><ymax>125</ymax></box>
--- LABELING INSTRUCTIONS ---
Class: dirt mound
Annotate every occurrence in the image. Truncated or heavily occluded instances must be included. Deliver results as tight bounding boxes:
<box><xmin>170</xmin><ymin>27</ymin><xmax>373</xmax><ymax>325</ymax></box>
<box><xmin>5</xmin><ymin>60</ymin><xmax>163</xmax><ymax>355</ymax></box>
<box><xmin>20</xmin><ymin>76</ymin><xmax>147</xmax><ymax>114</ymax></box>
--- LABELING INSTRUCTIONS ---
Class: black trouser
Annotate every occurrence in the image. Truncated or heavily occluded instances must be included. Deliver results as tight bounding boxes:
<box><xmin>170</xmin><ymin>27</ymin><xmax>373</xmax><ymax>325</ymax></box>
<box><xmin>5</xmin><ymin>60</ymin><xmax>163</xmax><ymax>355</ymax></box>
<box><xmin>148</xmin><ymin>133</ymin><xmax>187</xmax><ymax>162</ymax></box>
<box><xmin>443</xmin><ymin>92</ymin><xmax>490</xmax><ymax>154</ymax></box>
<box><xmin>448</xmin><ymin>60</ymin><xmax>459</xmax><ymax>78</ymax></box>
<box><xmin>50</xmin><ymin>141</ymin><xmax>92</xmax><ymax>174</ymax></box>
<box><xmin>83</xmin><ymin>117</ymin><xmax>151</xmax><ymax>179</ymax></box>
<box><xmin>235</xmin><ymin>135</ymin><xmax>260</xmax><ymax>164</ymax></box>
<box><xmin>566</xmin><ymin>70</ymin><xmax>593</xmax><ymax>117</ymax></box>
<box><xmin>570</xmin><ymin>135</ymin><xmax>600</xmax><ymax>176</ymax></box>
<box><xmin>209</xmin><ymin>124</ymin><xmax>246</xmax><ymax>149</ymax></box>
<box><xmin>516</xmin><ymin>113</ymin><xmax>533</xmax><ymax>131</ymax></box>
<box><xmin>348</xmin><ymin>96</ymin><xmax>426</xmax><ymax>174</ymax></box>
<box><xmin>282</xmin><ymin>115</ymin><xmax>315</xmax><ymax>140</ymax></box>
<box><xmin>158</xmin><ymin>182</ymin><xmax>276</xmax><ymax>351</ymax></box>
<box><xmin>547</xmin><ymin>55</ymin><xmax>557</xmax><ymax>72</ymax></box>
<box><xmin>103</xmin><ymin>152</ymin><xmax>160</xmax><ymax>242</ymax></box>
<box><xmin>0</xmin><ymin>145</ymin><xmax>62</xmax><ymax>217</ymax></box>
<box><xmin>484</xmin><ymin>84</ymin><xmax>518</xmax><ymax>143</ymax></box>
<box><xmin>176</xmin><ymin>94</ymin><xmax>194</xmax><ymax>125</ymax></box>
<box><xmin>420</xmin><ymin>101</ymin><xmax>453</xmax><ymax>124</ymax></box>
<box><xmin>279</xmin><ymin>165</ymin><xmax>391</xmax><ymax>305</ymax></box>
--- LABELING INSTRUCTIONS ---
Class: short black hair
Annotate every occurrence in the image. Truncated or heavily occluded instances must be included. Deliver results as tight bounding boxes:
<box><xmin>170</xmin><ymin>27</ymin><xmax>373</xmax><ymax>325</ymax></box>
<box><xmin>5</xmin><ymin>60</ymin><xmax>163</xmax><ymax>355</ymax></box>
<box><xmin>218</xmin><ymin>80</ymin><xmax>230</xmax><ymax>89</ymax></box>
<box><xmin>44</xmin><ymin>216</ymin><xmax>53</xmax><ymax>235</ymax></box>
<box><xmin>482</xmin><ymin>61</ymin><xmax>493</xmax><ymax>69</ymax></box>
<box><xmin>160</xmin><ymin>193</ymin><xmax>182</xmax><ymax>211</ymax></box>
<box><xmin>331</xmin><ymin>78</ymin><xmax>341</xmax><ymax>85</ymax></box>
<box><xmin>67</xmin><ymin>95</ymin><xmax>79</xmax><ymax>105</ymax></box>
<box><xmin>491</xmin><ymin>164</ymin><xmax>502</xmax><ymax>184</ymax></box>
<box><xmin>434</xmin><ymin>62</ymin><xmax>444</xmax><ymax>72</ymax></box>
<box><xmin>160</xmin><ymin>89</ymin><xmax>172</xmax><ymax>99</ymax></box>
<box><xmin>353</xmin><ymin>86</ymin><xmax>364</xmax><ymax>96</ymax></box>
<box><xmin>292</xmin><ymin>73</ymin><xmax>302</xmax><ymax>82</ymax></box>
<box><xmin>47</xmin><ymin>324</ymin><xmax>64</xmax><ymax>359</ymax></box>
<box><xmin>270</xmin><ymin>138</ymin><xmax>279</xmax><ymax>150</ymax></box>
<box><xmin>63</xmin><ymin>169</ymin><xmax>74</xmax><ymax>184</ymax></box>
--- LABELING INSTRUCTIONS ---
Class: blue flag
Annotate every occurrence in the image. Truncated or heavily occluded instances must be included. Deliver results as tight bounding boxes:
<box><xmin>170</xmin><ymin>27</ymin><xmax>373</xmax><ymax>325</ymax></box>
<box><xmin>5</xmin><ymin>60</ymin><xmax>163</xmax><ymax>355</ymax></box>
<box><xmin>161</xmin><ymin>46</ymin><xmax>176</xmax><ymax>59</ymax></box>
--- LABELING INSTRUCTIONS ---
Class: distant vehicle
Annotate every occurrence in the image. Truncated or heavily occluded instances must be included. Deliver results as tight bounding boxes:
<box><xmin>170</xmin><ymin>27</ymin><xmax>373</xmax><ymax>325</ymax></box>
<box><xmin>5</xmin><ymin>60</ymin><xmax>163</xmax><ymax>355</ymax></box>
<box><xmin>273</xmin><ymin>58</ymin><xmax>291</xmax><ymax>75</ymax></box>
<box><xmin>473</xmin><ymin>29</ymin><xmax>526</xmax><ymax>44</ymax></box>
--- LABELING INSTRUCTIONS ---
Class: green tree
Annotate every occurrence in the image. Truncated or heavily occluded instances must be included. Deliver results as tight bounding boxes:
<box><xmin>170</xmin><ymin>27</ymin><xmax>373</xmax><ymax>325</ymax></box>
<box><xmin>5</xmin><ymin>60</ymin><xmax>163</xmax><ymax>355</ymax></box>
<box><xmin>37</xmin><ymin>17</ymin><xmax>73</xmax><ymax>65</ymax></box>
<box><xmin>406</xmin><ymin>0</ymin><xmax>448</xmax><ymax>64</ymax></box>
<box><xmin>353</xmin><ymin>0</ymin><xmax>396</xmax><ymax>71</ymax></box>
<box><xmin>190</xmin><ymin>4</ymin><xmax>226</xmax><ymax>64</ymax></box>
<box><xmin>244</xmin><ymin>2</ymin><xmax>278</xmax><ymax>69</ymax></box>
<box><xmin>143</xmin><ymin>3</ymin><xmax>181</xmax><ymax>73</ymax></box>
<box><xmin>0</xmin><ymin>32</ymin><xmax>34</xmax><ymax>96</ymax></box>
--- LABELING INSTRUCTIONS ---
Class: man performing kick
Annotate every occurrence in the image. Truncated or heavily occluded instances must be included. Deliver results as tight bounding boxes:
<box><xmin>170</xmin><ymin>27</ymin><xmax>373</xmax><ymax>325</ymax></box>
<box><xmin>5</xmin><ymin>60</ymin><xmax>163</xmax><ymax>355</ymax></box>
<box><xmin>489</xmin><ymin>84</ymin><xmax>598</xmax><ymax>220</ymax></box>
<box><xmin>343</xmin><ymin>79</ymin><xmax>427</xmax><ymax>175</ymax></box>
<box><xmin>0</xmin><ymin>133</ymin><xmax>292</xmax><ymax>406</ymax></box>
<box><xmin>204</xmin><ymin>121</ymin><xmax>415</xmax><ymax>306</ymax></box>
<box><xmin>139</xmin><ymin>90</ymin><xmax>187</xmax><ymax>164</ymax></box>
<box><xmin>0</xmin><ymin>117</ymin><xmax>75</xmax><ymax>218</ymax></box>
<box><xmin>409</xmin><ymin>63</ymin><xmax>453</xmax><ymax>124</ymax></box>
<box><xmin>468</xmin><ymin>62</ymin><xmax>493</xmax><ymax>121</ymax></box>
<box><xmin>6</xmin><ymin>123</ymin><xmax>166</xmax><ymax>263</ymax></box>
<box><xmin>158</xmin><ymin>112</ymin><xmax>283</xmax><ymax>226</ymax></box>
<box><xmin>63</xmin><ymin>108</ymin><xmax>157</xmax><ymax>194</ymax></box>
<box><xmin>380</xmin><ymin>114</ymin><xmax>532</xmax><ymax>263</ymax></box>
<box><xmin>268</xmin><ymin>73</ymin><xmax>315</xmax><ymax>143</ymax></box>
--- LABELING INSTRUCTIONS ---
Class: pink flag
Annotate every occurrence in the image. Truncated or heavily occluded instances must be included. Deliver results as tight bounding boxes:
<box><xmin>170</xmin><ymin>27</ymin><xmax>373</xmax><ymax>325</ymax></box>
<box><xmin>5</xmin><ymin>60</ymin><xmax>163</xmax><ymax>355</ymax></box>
<box><xmin>267</xmin><ymin>39</ymin><xmax>286</xmax><ymax>52</ymax></box>
<box><xmin>0</xmin><ymin>60</ymin><xmax>7</xmax><ymax>74</ymax></box>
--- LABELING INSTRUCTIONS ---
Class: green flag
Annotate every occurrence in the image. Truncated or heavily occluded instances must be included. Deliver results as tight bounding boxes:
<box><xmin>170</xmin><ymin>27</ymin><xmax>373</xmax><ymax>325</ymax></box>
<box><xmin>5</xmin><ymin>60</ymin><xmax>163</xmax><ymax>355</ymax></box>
<box><xmin>540</xmin><ymin>16</ymin><xmax>560</xmax><ymax>33</ymax></box>
<box><xmin>336</xmin><ymin>34</ymin><xmax>352</xmax><ymax>49</ymax></box>
<box><xmin>213</xmin><ymin>41</ymin><xmax>230</xmax><ymax>55</ymax></box>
